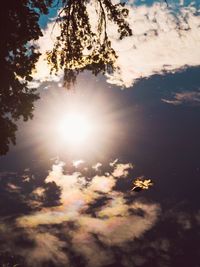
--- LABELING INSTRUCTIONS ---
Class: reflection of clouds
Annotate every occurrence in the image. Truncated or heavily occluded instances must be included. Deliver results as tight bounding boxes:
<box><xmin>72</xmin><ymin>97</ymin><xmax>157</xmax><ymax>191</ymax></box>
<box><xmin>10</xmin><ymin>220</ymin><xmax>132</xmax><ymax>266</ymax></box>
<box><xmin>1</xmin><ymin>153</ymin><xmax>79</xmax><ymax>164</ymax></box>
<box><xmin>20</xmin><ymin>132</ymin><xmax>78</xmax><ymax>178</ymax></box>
<box><xmin>1</xmin><ymin>161</ymin><xmax>200</xmax><ymax>267</ymax></box>
<box><xmin>34</xmin><ymin>2</ymin><xmax>200</xmax><ymax>88</ymax></box>
<box><xmin>88</xmin><ymin>175</ymin><xmax>115</xmax><ymax>193</ymax></box>
<box><xmin>176</xmin><ymin>212</ymin><xmax>191</xmax><ymax>230</ymax></box>
<box><xmin>36</xmin><ymin>1</ymin><xmax>200</xmax><ymax>87</ymax></box>
<box><xmin>118</xmin><ymin>205</ymin><xmax>200</xmax><ymax>267</ymax></box>
<box><xmin>32</xmin><ymin>187</ymin><xmax>45</xmax><ymax>198</ymax></box>
<box><xmin>6</xmin><ymin>182</ymin><xmax>20</xmax><ymax>192</ymax></box>
<box><xmin>33</xmin><ymin>22</ymin><xmax>61</xmax><ymax>83</ymax></box>
<box><xmin>16</xmin><ymin>160</ymin><xmax>160</xmax><ymax>266</ymax></box>
<box><xmin>162</xmin><ymin>91</ymin><xmax>200</xmax><ymax>105</ymax></box>
<box><xmin>92</xmin><ymin>162</ymin><xmax>102</xmax><ymax>171</ymax></box>
<box><xmin>21</xmin><ymin>232</ymin><xmax>68</xmax><ymax>267</ymax></box>
<box><xmin>81</xmin><ymin>201</ymin><xmax>159</xmax><ymax>246</ymax></box>
<box><xmin>195</xmin><ymin>210</ymin><xmax>200</xmax><ymax>225</ymax></box>
<box><xmin>112</xmin><ymin>162</ymin><xmax>133</xmax><ymax>178</ymax></box>
<box><xmin>107</xmin><ymin>3</ymin><xmax>200</xmax><ymax>87</ymax></box>
<box><xmin>72</xmin><ymin>231</ymin><xmax>113</xmax><ymax>267</ymax></box>
<box><xmin>73</xmin><ymin>159</ymin><xmax>85</xmax><ymax>168</ymax></box>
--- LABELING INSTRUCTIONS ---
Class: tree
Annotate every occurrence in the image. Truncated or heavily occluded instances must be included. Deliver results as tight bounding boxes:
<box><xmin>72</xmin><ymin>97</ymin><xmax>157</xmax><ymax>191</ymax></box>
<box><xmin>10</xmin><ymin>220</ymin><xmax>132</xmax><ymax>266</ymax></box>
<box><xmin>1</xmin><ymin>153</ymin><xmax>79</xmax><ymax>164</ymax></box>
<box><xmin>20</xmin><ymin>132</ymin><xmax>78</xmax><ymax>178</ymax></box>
<box><xmin>47</xmin><ymin>0</ymin><xmax>132</xmax><ymax>88</ymax></box>
<box><xmin>0</xmin><ymin>0</ymin><xmax>132</xmax><ymax>154</ymax></box>
<box><xmin>0</xmin><ymin>0</ymin><xmax>53</xmax><ymax>154</ymax></box>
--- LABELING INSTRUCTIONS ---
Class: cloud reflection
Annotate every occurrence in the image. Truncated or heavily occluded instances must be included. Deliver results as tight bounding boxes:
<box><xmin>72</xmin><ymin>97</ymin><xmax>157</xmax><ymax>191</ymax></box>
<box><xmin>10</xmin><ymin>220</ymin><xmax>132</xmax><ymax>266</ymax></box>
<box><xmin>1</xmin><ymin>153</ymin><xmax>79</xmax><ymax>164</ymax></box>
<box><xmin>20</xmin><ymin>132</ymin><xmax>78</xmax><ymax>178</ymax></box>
<box><xmin>16</xmin><ymin>160</ymin><xmax>160</xmax><ymax>266</ymax></box>
<box><xmin>35</xmin><ymin>2</ymin><xmax>200</xmax><ymax>88</ymax></box>
<box><xmin>162</xmin><ymin>90</ymin><xmax>200</xmax><ymax>105</ymax></box>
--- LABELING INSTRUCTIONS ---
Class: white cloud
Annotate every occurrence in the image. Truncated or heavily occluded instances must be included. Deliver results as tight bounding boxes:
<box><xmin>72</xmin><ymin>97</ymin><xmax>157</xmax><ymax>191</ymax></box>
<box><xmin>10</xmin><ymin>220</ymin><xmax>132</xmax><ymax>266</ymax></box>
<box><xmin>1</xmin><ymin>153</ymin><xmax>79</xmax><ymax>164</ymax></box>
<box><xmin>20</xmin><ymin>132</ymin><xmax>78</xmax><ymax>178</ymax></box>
<box><xmin>93</xmin><ymin>198</ymin><xmax>160</xmax><ymax>245</ymax></box>
<box><xmin>72</xmin><ymin>159</ymin><xmax>85</xmax><ymax>168</ymax></box>
<box><xmin>36</xmin><ymin>2</ymin><xmax>200</xmax><ymax>88</ymax></box>
<box><xmin>16</xmin><ymin>160</ymin><xmax>160</xmax><ymax>267</ymax></box>
<box><xmin>32</xmin><ymin>2</ymin><xmax>200</xmax><ymax>88</ymax></box>
<box><xmin>21</xmin><ymin>232</ymin><xmax>69</xmax><ymax>267</ymax></box>
<box><xmin>106</xmin><ymin>3</ymin><xmax>200</xmax><ymax>87</ymax></box>
<box><xmin>92</xmin><ymin>162</ymin><xmax>102</xmax><ymax>171</ymax></box>
<box><xmin>112</xmin><ymin>163</ymin><xmax>133</xmax><ymax>178</ymax></box>
<box><xmin>71</xmin><ymin>231</ymin><xmax>113</xmax><ymax>267</ymax></box>
<box><xmin>88</xmin><ymin>175</ymin><xmax>116</xmax><ymax>193</ymax></box>
<box><xmin>32</xmin><ymin>22</ymin><xmax>62</xmax><ymax>83</ymax></box>
<box><xmin>109</xmin><ymin>158</ymin><xmax>118</xmax><ymax>167</ymax></box>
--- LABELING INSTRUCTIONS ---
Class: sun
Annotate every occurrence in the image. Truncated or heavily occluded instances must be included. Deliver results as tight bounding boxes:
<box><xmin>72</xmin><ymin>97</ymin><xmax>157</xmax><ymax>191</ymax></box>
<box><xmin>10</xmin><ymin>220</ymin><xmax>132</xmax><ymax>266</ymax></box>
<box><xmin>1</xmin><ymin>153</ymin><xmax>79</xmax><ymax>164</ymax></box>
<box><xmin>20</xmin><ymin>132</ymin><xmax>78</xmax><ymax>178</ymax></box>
<box><xmin>57</xmin><ymin>113</ymin><xmax>92</xmax><ymax>145</ymax></box>
<box><xmin>29</xmin><ymin>88</ymin><xmax>118</xmax><ymax>157</ymax></box>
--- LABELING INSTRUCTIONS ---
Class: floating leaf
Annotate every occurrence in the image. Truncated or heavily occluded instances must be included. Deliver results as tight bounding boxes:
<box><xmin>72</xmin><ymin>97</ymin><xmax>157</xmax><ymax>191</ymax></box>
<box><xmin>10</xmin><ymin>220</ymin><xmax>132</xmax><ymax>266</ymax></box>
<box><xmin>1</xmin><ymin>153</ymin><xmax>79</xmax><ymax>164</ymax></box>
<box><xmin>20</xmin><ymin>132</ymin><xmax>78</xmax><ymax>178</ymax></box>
<box><xmin>131</xmin><ymin>178</ymin><xmax>154</xmax><ymax>192</ymax></box>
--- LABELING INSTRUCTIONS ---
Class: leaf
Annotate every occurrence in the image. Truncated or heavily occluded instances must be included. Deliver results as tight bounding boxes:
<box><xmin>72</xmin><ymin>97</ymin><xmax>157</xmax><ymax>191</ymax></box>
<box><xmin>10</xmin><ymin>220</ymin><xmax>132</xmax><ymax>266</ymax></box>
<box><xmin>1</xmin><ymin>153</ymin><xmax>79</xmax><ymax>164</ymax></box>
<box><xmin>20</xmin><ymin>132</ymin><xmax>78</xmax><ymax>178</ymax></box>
<box><xmin>131</xmin><ymin>178</ymin><xmax>154</xmax><ymax>192</ymax></box>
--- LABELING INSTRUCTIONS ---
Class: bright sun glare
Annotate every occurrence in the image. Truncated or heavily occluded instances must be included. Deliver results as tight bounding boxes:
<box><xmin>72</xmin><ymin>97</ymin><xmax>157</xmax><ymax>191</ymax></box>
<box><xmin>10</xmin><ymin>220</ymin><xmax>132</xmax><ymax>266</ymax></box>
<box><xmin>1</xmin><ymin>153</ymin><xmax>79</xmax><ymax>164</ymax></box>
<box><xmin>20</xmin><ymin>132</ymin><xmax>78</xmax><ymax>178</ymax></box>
<box><xmin>57</xmin><ymin>113</ymin><xmax>92</xmax><ymax>145</ymax></box>
<box><xmin>33</xmin><ymin>89</ymin><xmax>116</xmax><ymax>156</ymax></box>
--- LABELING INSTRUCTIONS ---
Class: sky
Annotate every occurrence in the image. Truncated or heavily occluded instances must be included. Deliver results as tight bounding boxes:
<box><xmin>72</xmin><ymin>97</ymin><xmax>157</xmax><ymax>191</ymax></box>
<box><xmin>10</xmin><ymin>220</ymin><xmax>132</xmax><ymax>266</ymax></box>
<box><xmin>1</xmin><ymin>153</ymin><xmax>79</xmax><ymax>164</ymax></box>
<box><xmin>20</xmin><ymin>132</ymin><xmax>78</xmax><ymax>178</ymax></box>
<box><xmin>1</xmin><ymin>1</ymin><xmax>200</xmax><ymax>267</ymax></box>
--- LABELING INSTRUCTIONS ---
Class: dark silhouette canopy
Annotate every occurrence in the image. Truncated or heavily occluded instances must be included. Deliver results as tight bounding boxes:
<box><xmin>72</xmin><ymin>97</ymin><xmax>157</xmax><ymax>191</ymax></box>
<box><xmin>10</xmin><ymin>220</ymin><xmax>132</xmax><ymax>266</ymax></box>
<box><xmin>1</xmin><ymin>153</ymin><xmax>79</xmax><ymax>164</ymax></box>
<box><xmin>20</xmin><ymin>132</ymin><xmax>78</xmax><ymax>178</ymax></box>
<box><xmin>0</xmin><ymin>0</ymin><xmax>132</xmax><ymax>154</ymax></box>
<box><xmin>48</xmin><ymin>0</ymin><xmax>132</xmax><ymax>88</ymax></box>
<box><xmin>0</xmin><ymin>0</ymin><xmax>53</xmax><ymax>154</ymax></box>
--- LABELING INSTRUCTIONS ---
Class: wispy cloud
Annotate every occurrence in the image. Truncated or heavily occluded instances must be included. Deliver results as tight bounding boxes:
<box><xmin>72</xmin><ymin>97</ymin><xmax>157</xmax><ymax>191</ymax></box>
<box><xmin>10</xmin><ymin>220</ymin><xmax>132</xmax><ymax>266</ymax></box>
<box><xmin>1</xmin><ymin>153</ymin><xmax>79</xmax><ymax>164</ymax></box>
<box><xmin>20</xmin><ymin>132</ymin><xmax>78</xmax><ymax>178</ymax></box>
<box><xmin>3</xmin><ymin>160</ymin><xmax>200</xmax><ymax>267</ymax></box>
<box><xmin>92</xmin><ymin>162</ymin><xmax>102</xmax><ymax>171</ymax></box>
<box><xmin>16</xmin><ymin>160</ymin><xmax>160</xmax><ymax>267</ymax></box>
<box><xmin>162</xmin><ymin>90</ymin><xmax>200</xmax><ymax>105</ymax></box>
<box><xmin>112</xmin><ymin>162</ymin><xmax>133</xmax><ymax>178</ymax></box>
<box><xmin>107</xmin><ymin>3</ymin><xmax>200</xmax><ymax>87</ymax></box>
<box><xmin>72</xmin><ymin>159</ymin><xmax>85</xmax><ymax>168</ymax></box>
<box><xmin>21</xmin><ymin>231</ymin><xmax>69</xmax><ymax>267</ymax></box>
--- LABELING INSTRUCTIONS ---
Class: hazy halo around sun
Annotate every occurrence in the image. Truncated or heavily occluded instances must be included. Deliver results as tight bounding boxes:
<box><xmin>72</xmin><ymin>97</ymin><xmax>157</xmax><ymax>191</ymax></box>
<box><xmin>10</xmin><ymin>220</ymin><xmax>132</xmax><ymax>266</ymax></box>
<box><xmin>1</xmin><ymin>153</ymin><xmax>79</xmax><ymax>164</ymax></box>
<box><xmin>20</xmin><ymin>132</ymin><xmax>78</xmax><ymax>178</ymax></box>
<box><xmin>57</xmin><ymin>113</ymin><xmax>92</xmax><ymax>145</ymax></box>
<box><xmin>28</xmin><ymin>86</ymin><xmax>121</xmax><ymax>159</ymax></box>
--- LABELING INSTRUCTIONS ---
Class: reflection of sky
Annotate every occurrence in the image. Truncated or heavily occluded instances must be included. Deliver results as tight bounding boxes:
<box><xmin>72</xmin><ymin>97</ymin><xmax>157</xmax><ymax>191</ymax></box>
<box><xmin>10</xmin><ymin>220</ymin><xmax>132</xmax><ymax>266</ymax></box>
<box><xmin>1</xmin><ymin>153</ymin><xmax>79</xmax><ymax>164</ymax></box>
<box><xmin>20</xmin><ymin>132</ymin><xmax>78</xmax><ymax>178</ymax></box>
<box><xmin>39</xmin><ymin>0</ymin><xmax>200</xmax><ymax>29</ymax></box>
<box><xmin>0</xmin><ymin>68</ymin><xmax>200</xmax><ymax>266</ymax></box>
<box><xmin>1</xmin><ymin>1</ymin><xmax>200</xmax><ymax>267</ymax></box>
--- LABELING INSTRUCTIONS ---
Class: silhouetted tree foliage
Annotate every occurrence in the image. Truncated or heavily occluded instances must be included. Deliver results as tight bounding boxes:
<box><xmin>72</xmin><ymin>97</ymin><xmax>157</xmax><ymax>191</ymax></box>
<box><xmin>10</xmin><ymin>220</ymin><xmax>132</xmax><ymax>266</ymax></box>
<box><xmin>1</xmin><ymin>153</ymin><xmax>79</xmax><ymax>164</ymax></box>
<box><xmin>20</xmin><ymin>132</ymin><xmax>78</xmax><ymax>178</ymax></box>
<box><xmin>0</xmin><ymin>0</ymin><xmax>53</xmax><ymax>155</ymax></box>
<box><xmin>47</xmin><ymin>0</ymin><xmax>132</xmax><ymax>88</ymax></box>
<box><xmin>0</xmin><ymin>0</ymin><xmax>131</xmax><ymax>154</ymax></box>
